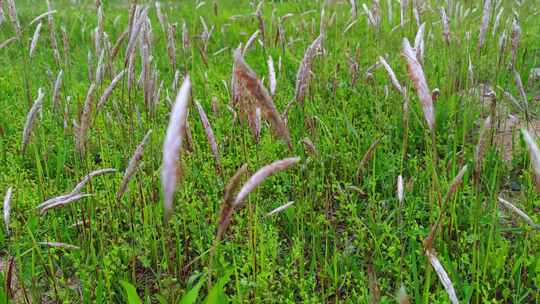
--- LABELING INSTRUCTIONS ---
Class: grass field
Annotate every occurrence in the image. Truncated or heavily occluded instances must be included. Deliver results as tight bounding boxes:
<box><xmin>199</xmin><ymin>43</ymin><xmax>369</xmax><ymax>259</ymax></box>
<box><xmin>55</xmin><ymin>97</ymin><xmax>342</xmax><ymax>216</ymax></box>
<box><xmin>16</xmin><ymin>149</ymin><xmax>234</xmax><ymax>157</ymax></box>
<box><xmin>0</xmin><ymin>0</ymin><xmax>539</xmax><ymax>303</ymax></box>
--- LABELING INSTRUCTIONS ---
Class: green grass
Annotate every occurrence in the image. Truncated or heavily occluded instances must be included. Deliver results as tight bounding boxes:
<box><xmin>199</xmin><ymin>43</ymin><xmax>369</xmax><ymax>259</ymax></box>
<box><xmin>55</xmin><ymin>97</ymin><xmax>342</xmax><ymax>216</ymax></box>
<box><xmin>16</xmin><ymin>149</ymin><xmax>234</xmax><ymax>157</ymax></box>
<box><xmin>0</xmin><ymin>0</ymin><xmax>539</xmax><ymax>303</ymax></box>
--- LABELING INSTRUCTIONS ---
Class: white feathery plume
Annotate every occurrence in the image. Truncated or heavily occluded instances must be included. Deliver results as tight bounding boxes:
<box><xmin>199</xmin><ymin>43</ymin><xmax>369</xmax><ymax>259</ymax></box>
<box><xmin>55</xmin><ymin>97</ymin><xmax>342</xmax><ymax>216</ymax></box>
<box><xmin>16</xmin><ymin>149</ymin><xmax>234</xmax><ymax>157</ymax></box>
<box><xmin>162</xmin><ymin>75</ymin><xmax>191</xmax><ymax>222</ymax></box>
<box><xmin>267</xmin><ymin>55</ymin><xmax>276</xmax><ymax>96</ymax></box>
<box><xmin>21</xmin><ymin>88</ymin><xmax>45</xmax><ymax>154</ymax></box>
<box><xmin>3</xmin><ymin>187</ymin><xmax>13</xmax><ymax>234</ymax></box>
<box><xmin>29</xmin><ymin>22</ymin><xmax>43</xmax><ymax>58</ymax></box>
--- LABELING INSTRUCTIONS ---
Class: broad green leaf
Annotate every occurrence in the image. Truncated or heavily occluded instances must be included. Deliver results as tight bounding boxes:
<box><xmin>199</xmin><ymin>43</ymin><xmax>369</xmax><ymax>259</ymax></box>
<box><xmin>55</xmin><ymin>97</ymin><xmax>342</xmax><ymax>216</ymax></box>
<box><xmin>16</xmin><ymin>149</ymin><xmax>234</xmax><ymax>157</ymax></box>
<box><xmin>204</xmin><ymin>270</ymin><xmax>233</xmax><ymax>304</ymax></box>
<box><xmin>178</xmin><ymin>276</ymin><xmax>205</xmax><ymax>304</ymax></box>
<box><xmin>120</xmin><ymin>280</ymin><xmax>142</xmax><ymax>304</ymax></box>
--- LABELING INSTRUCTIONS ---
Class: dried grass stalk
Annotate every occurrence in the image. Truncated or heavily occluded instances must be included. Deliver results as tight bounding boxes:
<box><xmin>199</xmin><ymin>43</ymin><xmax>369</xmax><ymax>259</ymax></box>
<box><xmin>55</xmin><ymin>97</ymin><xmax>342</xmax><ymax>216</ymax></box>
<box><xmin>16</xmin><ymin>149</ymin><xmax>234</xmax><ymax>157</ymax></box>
<box><xmin>266</xmin><ymin>201</ymin><xmax>295</xmax><ymax>217</ymax></box>
<box><xmin>0</xmin><ymin>36</ymin><xmax>17</xmax><ymax>50</ymax></box>
<box><xmin>267</xmin><ymin>55</ymin><xmax>276</xmax><ymax>96</ymax></box>
<box><xmin>195</xmin><ymin>101</ymin><xmax>222</xmax><ymax>176</ymax></box>
<box><xmin>397</xmin><ymin>285</ymin><xmax>410</xmax><ymax>304</ymax></box>
<box><xmin>245</xmin><ymin>106</ymin><xmax>261</xmax><ymax>141</ymax></box>
<box><xmin>350</xmin><ymin>0</ymin><xmax>358</xmax><ymax>18</ymax></box>
<box><xmin>95</xmin><ymin>50</ymin><xmax>105</xmax><ymax>85</ymax></box>
<box><xmin>379</xmin><ymin>56</ymin><xmax>404</xmax><ymax>95</ymax></box>
<box><xmin>166</xmin><ymin>23</ymin><xmax>177</xmax><ymax>71</ymax></box>
<box><xmin>46</xmin><ymin>0</ymin><xmax>61</xmax><ymax>65</ymax></box>
<box><xmin>37</xmin><ymin>168</ymin><xmax>116</xmax><ymax>211</ymax></box>
<box><xmin>356</xmin><ymin>138</ymin><xmax>381</xmax><ymax>179</ymax></box>
<box><xmin>362</xmin><ymin>4</ymin><xmax>377</xmax><ymax>29</ymax></box>
<box><xmin>111</xmin><ymin>29</ymin><xmax>128</xmax><ymax>60</ymax></box>
<box><xmin>295</xmin><ymin>35</ymin><xmax>323</xmax><ymax>105</ymax></box>
<box><xmin>425</xmin><ymin>249</ymin><xmax>459</xmax><ymax>304</ymax></box>
<box><xmin>440</xmin><ymin>8</ymin><xmax>450</xmax><ymax>44</ymax></box>
<box><xmin>477</xmin><ymin>0</ymin><xmax>491</xmax><ymax>51</ymax></box>
<box><xmin>40</xmin><ymin>193</ymin><xmax>92</xmax><ymax>214</ymax></box>
<box><xmin>72</xmin><ymin>168</ymin><xmax>116</xmax><ymax>194</ymax></box>
<box><xmin>6</xmin><ymin>0</ymin><xmax>21</xmax><ymax>37</ymax></box>
<box><xmin>182</xmin><ymin>21</ymin><xmax>190</xmax><ymax>50</ymax></box>
<box><xmin>233</xmin><ymin>48</ymin><xmax>291</xmax><ymax>148</ymax></box>
<box><xmin>510</xmin><ymin>18</ymin><xmax>521</xmax><ymax>68</ymax></box>
<box><xmin>402</xmin><ymin>38</ymin><xmax>435</xmax><ymax>130</ymax></box>
<box><xmin>521</xmin><ymin>129</ymin><xmax>540</xmax><ymax>194</ymax></box>
<box><xmin>29</xmin><ymin>10</ymin><xmax>57</xmax><ymax>26</ymax></box>
<box><xmin>233</xmin><ymin>157</ymin><xmax>300</xmax><ymax>207</ymax></box>
<box><xmin>402</xmin><ymin>94</ymin><xmax>410</xmax><ymax>160</ymax></box>
<box><xmin>243</xmin><ymin>29</ymin><xmax>260</xmax><ymax>55</ymax></box>
<box><xmin>492</xmin><ymin>7</ymin><xmax>503</xmax><ymax>37</ymax></box>
<box><xmin>513</xmin><ymin>69</ymin><xmax>527</xmax><ymax>104</ymax></box>
<box><xmin>76</xmin><ymin>83</ymin><xmax>97</xmax><ymax>155</ymax></box>
<box><xmin>216</xmin><ymin>164</ymin><xmax>248</xmax><ymax>240</ymax></box>
<box><xmin>424</xmin><ymin>165</ymin><xmax>468</xmax><ymax>249</ymax></box>
<box><xmin>21</xmin><ymin>88</ymin><xmax>45</xmax><ymax>154</ymax></box>
<box><xmin>87</xmin><ymin>51</ymin><xmax>94</xmax><ymax>82</ymax></box>
<box><xmin>3</xmin><ymin>187</ymin><xmax>13</xmax><ymax>234</ymax></box>
<box><xmin>414</xmin><ymin>23</ymin><xmax>425</xmax><ymax>62</ymax></box>
<box><xmin>29</xmin><ymin>22</ymin><xmax>43</xmax><ymax>58</ymax></box>
<box><xmin>367</xmin><ymin>264</ymin><xmax>381</xmax><ymax>304</ymax></box>
<box><xmin>397</xmin><ymin>175</ymin><xmax>404</xmax><ymax>203</ymax></box>
<box><xmin>162</xmin><ymin>75</ymin><xmax>191</xmax><ymax>223</ymax></box>
<box><xmin>400</xmin><ymin>0</ymin><xmax>406</xmax><ymax>28</ymax></box>
<box><xmin>61</xmin><ymin>26</ymin><xmax>70</xmax><ymax>63</ymax></box>
<box><xmin>116</xmin><ymin>130</ymin><xmax>152</xmax><ymax>200</ymax></box>
<box><xmin>98</xmin><ymin>70</ymin><xmax>125</xmax><ymax>108</ymax></box>
<box><xmin>124</xmin><ymin>6</ymin><xmax>149</xmax><ymax>65</ymax></box>
<box><xmin>155</xmin><ymin>2</ymin><xmax>166</xmax><ymax>32</ymax></box>
<box><xmin>52</xmin><ymin>70</ymin><xmax>63</xmax><ymax>110</ymax></box>
<box><xmin>473</xmin><ymin>116</ymin><xmax>491</xmax><ymax>180</ymax></box>
<box><xmin>255</xmin><ymin>2</ymin><xmax>266</xmax><ymax>47</ymax></box>
<box><xmin>445</xmin><ymin>165</ymin><xmax>468</xmax><ymax>202</ymax></box>
<box><xmin>96</xmin><ymin>5</ymin><xmax>104</xmax><ymax>54</ymax></box>
<box><xmin>498</xmin><ymin>197</ymin><xmax>539</xmax><ymax>229</ymax></box>
<box><xmin>38</xmin><ymin>242</ymin><xmax>80</xmax><ymax>250</ymax></box>
<box><xmin>302</xmin><ymin>137</ymin><xmax>319</xmax><ymax>157</ymax></box>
